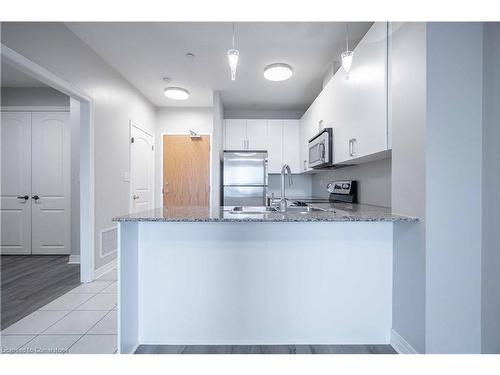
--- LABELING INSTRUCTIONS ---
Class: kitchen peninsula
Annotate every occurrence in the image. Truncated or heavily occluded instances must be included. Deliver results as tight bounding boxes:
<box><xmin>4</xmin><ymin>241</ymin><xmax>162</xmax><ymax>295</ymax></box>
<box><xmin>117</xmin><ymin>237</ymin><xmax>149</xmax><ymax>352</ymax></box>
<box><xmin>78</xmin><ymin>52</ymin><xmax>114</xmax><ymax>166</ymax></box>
<box><xmin>114</xmin><ymin>204</ymin><xmax>416</xmax><ymax>353</ymax></box>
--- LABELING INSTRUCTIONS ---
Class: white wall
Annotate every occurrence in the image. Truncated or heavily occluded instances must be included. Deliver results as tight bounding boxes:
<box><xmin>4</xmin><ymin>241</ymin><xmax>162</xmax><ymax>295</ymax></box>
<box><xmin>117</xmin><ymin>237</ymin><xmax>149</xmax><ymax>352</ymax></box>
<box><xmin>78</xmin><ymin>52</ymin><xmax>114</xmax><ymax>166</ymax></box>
<box><xmin>154</xmin><ymin>107</ymin><xmax>214</xmax><ymax>206</ymax></box>
<box><xmin>481</xmin><ymin>22</ymin><xmax>500</xmax><ymax>354</ymax></box>
<box><xmin>1</xmin><ymin>22</ymin><xmax>156</xmax><ymax>270</ymax></box>
<box><xmin>390</xmin><ymin>22</ymin><xmax>426</xmax><ymax>354</ymax></box>
<box><xmin>312</xmin><ymin>159</ymin><xmax>391</xmax><ymax>207</ymax></box>
<box><xmin>425</xmin><ymin>22</ymin><xmax>483</xmax><ymax>354</ymax></box>
<box><xmin>1</xmin><ymin>86</ymin><xmax>69</xmax><ymax>107</ymax></box>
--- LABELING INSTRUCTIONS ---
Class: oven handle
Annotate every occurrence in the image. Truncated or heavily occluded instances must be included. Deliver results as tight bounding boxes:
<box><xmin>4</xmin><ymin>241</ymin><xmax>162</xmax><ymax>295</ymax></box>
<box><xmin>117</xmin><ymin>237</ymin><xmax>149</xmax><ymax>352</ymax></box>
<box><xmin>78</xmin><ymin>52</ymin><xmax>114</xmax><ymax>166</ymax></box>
<box><xmin>319</xmin><ymin>143</ymin><xmax>325</xmax><ymax>161</ymax></box>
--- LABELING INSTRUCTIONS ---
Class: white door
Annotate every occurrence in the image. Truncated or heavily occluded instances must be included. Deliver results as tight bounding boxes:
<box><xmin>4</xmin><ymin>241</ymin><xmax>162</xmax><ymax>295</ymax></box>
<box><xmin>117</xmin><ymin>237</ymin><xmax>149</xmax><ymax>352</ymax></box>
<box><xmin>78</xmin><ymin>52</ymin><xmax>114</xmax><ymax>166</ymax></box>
<box><xmin>282</xmin><ymin>120</ymin><xmax>301</xmax><ymax>173</ymax></box>
<box><xmin>267</xmin><ymin>120</ymin><xmax>283</xmax><ymax>173</ymax></box>
<box><xmin>130</xmin><ymin>125</ymin><xmax>154</xmax><ymax>213</ymax></box>
<box><xmin>246</xmin><ymin>120</ymin><xmax>267</xmax><ymax>150</ymax></box>
<box><xmin>31</xmin><ymin>112</ymin><xmax>70</xmax><ymax>255</ymax></box>
<box><xmin>0</xmin><ymin>112</ymin><xmax>32</xmax><ymax>255</ymax></box>
<box><xmin>224</xmin><ymin>119</ymin><xmax>246</xmax><ymax>150</ymax></box>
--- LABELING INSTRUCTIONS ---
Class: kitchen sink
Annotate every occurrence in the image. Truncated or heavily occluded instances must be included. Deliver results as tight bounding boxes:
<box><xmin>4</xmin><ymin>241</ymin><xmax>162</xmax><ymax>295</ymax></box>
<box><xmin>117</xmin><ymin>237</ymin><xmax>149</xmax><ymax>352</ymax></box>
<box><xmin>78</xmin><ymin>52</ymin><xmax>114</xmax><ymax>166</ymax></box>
<box><xmin>226</xmin><ymin>205</ymin><xmax>334</xmax><ymax>214</ymax></box>
<box><xmin>227</xmin><ymin>206</ymin><xmax>279</xmax><ymax>214</ymax></box>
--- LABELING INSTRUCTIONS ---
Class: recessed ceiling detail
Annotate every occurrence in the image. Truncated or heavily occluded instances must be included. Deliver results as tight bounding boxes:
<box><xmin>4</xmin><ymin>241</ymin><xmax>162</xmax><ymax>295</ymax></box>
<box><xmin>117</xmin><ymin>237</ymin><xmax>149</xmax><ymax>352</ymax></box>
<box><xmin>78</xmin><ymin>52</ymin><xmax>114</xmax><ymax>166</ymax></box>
<box><xmin>65</xmin><ymin>22</ymin><xmax>372</xmax><ymax>109</ymax></box>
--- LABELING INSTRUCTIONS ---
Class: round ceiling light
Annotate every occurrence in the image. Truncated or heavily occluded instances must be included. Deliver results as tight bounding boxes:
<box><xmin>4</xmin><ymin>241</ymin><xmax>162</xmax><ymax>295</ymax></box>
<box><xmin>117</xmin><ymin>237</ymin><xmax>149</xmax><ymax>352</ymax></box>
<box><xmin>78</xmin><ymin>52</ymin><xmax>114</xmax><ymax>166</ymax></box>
<box><xmin>264</xmin><ymin>63</ymin><xmax>293</xmax><ymax>81</ymax></box>
<box><xmin>164</xmin><ymin>87</ymin><xmax>190</xmax><ymax>100</ymax></box>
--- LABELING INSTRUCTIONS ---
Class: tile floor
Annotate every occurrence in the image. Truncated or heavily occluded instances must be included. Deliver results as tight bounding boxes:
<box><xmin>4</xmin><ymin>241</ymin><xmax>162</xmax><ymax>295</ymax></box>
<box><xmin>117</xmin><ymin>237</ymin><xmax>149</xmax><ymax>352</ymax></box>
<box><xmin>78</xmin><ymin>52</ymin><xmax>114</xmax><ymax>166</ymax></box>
<box><xmin>0</xmin><ymin>267</ymin><xmax>117</xmax><ymax>354</ymax></box>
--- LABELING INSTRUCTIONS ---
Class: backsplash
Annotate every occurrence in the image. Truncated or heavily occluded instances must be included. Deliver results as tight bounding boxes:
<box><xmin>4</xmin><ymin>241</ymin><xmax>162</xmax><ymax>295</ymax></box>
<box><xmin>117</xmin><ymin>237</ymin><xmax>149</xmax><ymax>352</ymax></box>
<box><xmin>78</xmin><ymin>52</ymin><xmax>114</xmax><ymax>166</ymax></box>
<box><xmin>311</xmin><ymin>159</ymin><xmax>392</xmax><ymax>207</ymax></box>
<box><xmin>268</xmin><ymin>174</ymin><xmax>313</xmax><ymax>198</ymax></box>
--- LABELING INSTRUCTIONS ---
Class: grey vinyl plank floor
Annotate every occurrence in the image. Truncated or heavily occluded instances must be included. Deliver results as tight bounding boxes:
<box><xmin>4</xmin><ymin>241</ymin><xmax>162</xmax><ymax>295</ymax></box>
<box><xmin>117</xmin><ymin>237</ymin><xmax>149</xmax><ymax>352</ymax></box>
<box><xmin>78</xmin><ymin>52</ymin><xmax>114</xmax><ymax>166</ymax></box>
<box><xmin>1</xmin><ymin>255</ymin><xmax>80</xmax><ymax>330</ymax></box>
<box><xmin>135</xmin><ymin>344</ymin><xmax>397</xmax><ymax>354</ymax></box>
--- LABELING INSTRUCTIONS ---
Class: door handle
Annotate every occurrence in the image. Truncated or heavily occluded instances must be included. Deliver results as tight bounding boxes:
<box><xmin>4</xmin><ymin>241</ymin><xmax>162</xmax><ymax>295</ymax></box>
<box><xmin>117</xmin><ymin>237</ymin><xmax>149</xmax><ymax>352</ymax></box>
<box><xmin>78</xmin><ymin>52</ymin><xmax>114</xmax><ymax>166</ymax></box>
<box><xmin>32</xmin><ymin>195</ymin><xmax>40</xmax><ymax>201</ymax></box>
<box><xmin>133</xmin><ymin>194</ymin><xmax>139</xmax><ymax>200</ymax></box>
<box><xmin>17</xmin><ymin>195</ymin><xmax>29</xmax><ymax>200</ymax></box>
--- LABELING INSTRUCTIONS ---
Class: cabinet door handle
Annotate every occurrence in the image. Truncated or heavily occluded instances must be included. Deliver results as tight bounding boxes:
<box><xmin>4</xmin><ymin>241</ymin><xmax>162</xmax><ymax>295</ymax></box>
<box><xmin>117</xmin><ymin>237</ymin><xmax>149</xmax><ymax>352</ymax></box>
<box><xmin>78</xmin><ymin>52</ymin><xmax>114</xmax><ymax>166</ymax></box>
<box><xmin>17</xmin><ymin>195</ymin><xmax>29</xmax><ymax>200</ymax></box>
<box><xmin>303</xmin><ymin>160</ymin><xmax>307</xmax><ymax>170</ymax></box>
<box><xmin>32</xmin><ymin>195</ymin><xmax>40</xmax><ymax>201</ymax></box>
<box><xmin>348</xmin><ymin>139</ymin><xmax>353</xmax><ymax>157</ymax></box>
<box><xmin>352</xmin><ymin>138</ymin><xmax>357</xmax><ymax>157</ymax></box>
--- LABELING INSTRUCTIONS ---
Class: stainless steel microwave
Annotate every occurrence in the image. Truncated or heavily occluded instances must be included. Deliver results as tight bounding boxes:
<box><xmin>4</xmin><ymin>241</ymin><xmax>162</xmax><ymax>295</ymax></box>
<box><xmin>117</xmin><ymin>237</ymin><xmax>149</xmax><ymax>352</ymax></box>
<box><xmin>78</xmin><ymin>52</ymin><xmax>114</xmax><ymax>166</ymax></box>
<box><xmin>308</xmin><ymin>128</ymin><xmax>333</xmax><ymax>168</ymax></box>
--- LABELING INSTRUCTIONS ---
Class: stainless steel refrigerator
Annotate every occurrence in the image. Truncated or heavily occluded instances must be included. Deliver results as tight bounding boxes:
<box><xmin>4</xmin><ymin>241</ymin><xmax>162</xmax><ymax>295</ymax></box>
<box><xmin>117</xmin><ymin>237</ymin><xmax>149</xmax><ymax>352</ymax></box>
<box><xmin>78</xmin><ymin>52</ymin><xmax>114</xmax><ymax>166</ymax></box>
<box><xmin>222</xmin><ymin>151</ymin><xmax>268</xmax><ymax>206</ymax></box>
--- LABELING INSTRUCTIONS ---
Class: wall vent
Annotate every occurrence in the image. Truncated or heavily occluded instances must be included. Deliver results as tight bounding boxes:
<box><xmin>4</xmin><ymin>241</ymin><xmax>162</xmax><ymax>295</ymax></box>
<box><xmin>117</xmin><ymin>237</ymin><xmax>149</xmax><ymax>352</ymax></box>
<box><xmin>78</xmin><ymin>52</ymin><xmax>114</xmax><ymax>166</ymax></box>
<box><xmin>100</xmin><ymin>227</ymin><xmax>118</xmax><ymax>257</ymax></box>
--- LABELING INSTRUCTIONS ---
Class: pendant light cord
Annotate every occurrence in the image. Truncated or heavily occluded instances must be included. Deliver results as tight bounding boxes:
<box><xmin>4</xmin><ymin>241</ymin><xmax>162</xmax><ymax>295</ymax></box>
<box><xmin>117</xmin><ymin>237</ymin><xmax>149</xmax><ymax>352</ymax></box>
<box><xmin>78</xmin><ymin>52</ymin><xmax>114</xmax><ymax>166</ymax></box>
<box><xmin>232</xmin><ymin>22</ymin><xmax>235</xmax><ymax>49</ymax></box>
<box><xmin>345</xmin><ymin>23</ymin><xmax>349</xmax><ymax>51</ymax></box>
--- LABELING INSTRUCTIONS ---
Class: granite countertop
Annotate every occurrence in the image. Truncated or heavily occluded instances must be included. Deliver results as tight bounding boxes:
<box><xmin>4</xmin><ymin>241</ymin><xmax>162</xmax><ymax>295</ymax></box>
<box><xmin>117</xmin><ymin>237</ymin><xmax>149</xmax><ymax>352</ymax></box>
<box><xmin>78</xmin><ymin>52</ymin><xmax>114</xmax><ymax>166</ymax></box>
<box><xmin>113</xmin><ymin>202</ymin><xmax>418</xmax><ymax>223</ymax></box>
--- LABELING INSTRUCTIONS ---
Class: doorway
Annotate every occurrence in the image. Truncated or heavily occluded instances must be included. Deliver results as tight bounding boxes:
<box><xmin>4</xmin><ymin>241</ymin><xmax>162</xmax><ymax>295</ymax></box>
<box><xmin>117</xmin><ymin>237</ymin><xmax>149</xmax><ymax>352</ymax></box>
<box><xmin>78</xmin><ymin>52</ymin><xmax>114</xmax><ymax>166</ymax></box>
<box><xmin>130</xmin><ymin>123</ymin><xmax>154</xmax><ymax>213</ymax></box>
<box><xmin>1</xmin><ymin>111</ymin><xmax>71</xmax><ymax>255</ymax></box>
<box><xmin>1</xmin><ymin>44</ymin><xmax>95</xmax><ymax>283</ymax></box>
<box><xmin>162</xmin><ymin>135</ymin><xmax>210</xmax><ymax>207</ymax></box>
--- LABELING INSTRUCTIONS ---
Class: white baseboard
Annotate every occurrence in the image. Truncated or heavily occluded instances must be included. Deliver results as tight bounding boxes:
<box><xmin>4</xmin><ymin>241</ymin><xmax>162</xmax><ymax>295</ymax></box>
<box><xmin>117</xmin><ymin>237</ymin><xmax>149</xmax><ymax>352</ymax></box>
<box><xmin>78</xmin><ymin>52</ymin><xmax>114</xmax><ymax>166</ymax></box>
<box><xmin>94</xmin><ymin>260</ymin><xmax>117</xmax><ymax>280</ymax></box>
<box><xmin>68</xmin><ymin>255</ymin><xmax>80</xmax><ymax>264</ymax></box>
<box><xmin>391</xmin><ymin>329</ymin><xmax>419</xmax><ymax>354</ymax></box>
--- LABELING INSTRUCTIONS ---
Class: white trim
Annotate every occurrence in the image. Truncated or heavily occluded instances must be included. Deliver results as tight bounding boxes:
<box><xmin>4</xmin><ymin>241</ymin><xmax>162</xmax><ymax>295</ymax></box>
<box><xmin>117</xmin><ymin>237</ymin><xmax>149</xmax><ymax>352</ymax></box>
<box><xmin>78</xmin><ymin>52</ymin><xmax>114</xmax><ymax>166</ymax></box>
<box><xmin>390</xmin><ymin>329</ymin><xmax>419</xmax><ymax>354</ymax></box>
<box><xmin>95</xmin><ymin>260</ymin><xmax>117</xmax><ymax>280</ymax></box>
<box><xmin>99</xmin><ymin>226</ymin><xmax>118</xmax><ymax>258</ymax></box>
<box><xmin>1</xmin><ymin>106</ymin><xmax>70</xmax><ymax>112</ymax></box>
<box><xmin>1</xmin><ymin>44</ymin><xmax>96</xmax><ymax>283</ymax></box>
<box><xmin>68</xmin><ymin>255</ymin><xmax>81</xmax><ymax>264</ymax></box>
<box><xmin>159</xmin><ymin>131</ymin><xmax>213</xmax><ymax>208</ymax></box>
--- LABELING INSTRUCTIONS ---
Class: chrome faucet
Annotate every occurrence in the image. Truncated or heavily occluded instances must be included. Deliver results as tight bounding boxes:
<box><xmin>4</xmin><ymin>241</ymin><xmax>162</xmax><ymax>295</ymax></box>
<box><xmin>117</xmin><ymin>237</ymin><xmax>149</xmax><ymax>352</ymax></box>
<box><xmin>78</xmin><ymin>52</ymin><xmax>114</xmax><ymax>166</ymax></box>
<box><xmin>280</xmin><ymin>164</ymin><xmax>293</xmax><ymax>212</ymax></box>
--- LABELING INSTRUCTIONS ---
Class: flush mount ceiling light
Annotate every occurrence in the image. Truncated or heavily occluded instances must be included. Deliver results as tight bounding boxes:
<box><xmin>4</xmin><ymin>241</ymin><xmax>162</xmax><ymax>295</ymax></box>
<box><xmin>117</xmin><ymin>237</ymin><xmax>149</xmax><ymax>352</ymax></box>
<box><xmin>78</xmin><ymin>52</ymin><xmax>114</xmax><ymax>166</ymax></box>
<box><xmin>264</xmin><ymin>63</ymin><xmax>293</xmax><ymax>81</ymax></box>
<box><xmin>227</xmin><ymin>23</ymin><xmax>239</xmax><ymax>81</ymax></box>
<box><xmin>341</xmin><ymin>23</ymin><xmax>354</xmax><ymax>79</ymax></box>
<box><xmin>164</xmin><ymin>87</ymin><xmax>190</xmax><ymax>100</ymax></box>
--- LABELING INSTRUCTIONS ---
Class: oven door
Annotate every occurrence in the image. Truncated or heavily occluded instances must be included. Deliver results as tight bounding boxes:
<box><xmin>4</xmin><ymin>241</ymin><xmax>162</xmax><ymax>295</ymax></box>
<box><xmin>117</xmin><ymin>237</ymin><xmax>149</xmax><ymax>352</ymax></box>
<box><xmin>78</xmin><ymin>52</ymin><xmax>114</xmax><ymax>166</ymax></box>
<box><xmin>308</xmin><ymin>131</ymin><xmax>330</xmax><ymax>168</ymax></box>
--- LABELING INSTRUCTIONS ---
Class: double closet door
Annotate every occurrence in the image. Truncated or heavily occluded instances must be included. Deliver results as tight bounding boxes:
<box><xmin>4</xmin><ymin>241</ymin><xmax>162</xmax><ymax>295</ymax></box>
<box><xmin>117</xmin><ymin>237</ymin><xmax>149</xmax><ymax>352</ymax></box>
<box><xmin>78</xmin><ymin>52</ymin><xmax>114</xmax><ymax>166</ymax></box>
<box><xmin>1</xmin><ymin>111</ymin><xmax>70</xmax><ymax>255</ymax></box>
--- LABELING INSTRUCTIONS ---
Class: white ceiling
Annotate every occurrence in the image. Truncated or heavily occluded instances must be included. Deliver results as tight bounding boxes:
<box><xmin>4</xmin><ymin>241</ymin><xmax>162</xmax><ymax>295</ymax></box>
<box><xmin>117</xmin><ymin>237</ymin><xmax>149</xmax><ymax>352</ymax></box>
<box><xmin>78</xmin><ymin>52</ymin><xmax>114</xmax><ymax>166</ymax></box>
<box><xmin>65</xmin><ymin>22</ymin><xmax>372</xmax><ymax>111</ymax></box>
<box><xmin>1</xmin><ymin>59</ymin><xmax>47</xmax><ymax>87</ymax></box>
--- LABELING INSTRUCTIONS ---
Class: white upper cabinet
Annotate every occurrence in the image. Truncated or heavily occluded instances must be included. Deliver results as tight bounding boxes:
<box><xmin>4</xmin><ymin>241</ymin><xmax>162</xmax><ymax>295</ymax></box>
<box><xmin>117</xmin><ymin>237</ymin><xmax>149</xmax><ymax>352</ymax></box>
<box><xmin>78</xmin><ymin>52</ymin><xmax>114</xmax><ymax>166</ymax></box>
<box><xmin>246</xmin><ymin>120</ymin><xmax>268</xmax><ymax>150</ymax></box>
<box><xmin>224</xmin><ymin>119</ymin><xmax>247</xmax><ymax>150</ymax></box>
<box><xmin>282</xmin><ymin>120</ymin><xmax>301</xmax><ymax>173</ymax></box>
<box><xmin>224</xmin><ymin>119</ymin><xmax>268</xmax><ymax>150</ymax></box>
<box><xmin>329</xmin><ymin>22</ymin><xmax>388</xmax><ymax>163</ymax></box>
<box><xmin>267</xmin><ymin>120</ymin><xmax>283</xmax><ymax>173</ymax></box>
<box><xmin>299</xmin><ymin>22</ymin><xmax>389</xmax><ymax>167</ymax></box>
<box><xmin>223</xmin><ymin>119</ymin><xmax>301</xmax><ymax>174</ymax></box>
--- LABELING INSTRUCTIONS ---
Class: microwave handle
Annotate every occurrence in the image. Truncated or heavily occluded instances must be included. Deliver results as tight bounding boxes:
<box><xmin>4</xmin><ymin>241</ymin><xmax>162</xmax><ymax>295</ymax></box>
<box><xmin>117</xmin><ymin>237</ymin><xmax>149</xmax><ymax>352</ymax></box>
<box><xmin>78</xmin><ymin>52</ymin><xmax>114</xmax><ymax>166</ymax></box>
<box><xmin>319</xmin><ymin>143</ymin><xmax>325</xmax><ymax>161</ymax></box>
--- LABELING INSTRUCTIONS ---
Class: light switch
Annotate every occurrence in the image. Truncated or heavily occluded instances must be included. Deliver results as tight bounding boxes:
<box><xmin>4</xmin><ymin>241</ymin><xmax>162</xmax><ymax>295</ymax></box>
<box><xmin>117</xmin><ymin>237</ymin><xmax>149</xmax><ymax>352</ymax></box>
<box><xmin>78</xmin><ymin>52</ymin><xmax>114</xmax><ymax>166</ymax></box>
<box><xmin>124</xmin><ymin>171</ymin><xmax>130</xmax><ymax>182</ymax></box>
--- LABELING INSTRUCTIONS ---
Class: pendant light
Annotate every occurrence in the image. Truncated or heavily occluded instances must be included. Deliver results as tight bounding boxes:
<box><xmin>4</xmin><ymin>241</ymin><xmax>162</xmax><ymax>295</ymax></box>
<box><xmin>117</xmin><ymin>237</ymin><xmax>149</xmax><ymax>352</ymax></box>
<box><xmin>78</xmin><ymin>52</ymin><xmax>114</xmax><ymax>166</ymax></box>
<box><xmin>341</xmin><ymin>23</ymin><xmax>354</xmax><ymax>79</ymax></box>
<box><xmin>227</xmin><ymin>23</ymin><xmax>239</xmax><ymax>81</ymax></box>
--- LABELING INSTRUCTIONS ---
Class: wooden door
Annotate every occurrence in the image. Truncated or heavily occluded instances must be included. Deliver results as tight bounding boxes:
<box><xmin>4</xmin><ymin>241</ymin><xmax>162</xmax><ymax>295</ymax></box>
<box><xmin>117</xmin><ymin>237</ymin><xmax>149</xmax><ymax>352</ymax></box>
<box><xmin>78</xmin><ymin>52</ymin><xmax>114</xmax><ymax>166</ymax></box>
<box><xmin>0</xmin><ymin>112</ymin><xmax>32</xmax><ymax>255</ymax></box>
<box><xmin>31</xmin><ymin>112</ymin><xmax>70</xmax><ymax>254</ymax></box>
<box><xmin>130</xmin><ymin>125</ymin><xmax>154</xmax><ymax>213</ymax></box>
<box><xmin>163</xmin><ymin>135</ymin><xmax>210</xmax><ymax>207</ymax></box>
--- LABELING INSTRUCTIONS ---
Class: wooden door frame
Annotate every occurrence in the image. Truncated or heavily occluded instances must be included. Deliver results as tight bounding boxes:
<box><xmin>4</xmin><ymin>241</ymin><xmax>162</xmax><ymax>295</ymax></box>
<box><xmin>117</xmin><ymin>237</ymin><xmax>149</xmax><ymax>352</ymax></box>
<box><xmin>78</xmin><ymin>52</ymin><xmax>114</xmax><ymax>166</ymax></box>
<box><xmin>1</xmin><ymin>44</ymin><xmax>95</xmax><ymax>283</ymax></box>
<box><xmin>129</xmin><ymin>121</ymin><xmax>155</xmax><ymax>213</ymax></box>
<box><xmin>160</xmin><ymin>132</ymin><xmax>212</xmax><ymax>208</ymax></box>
